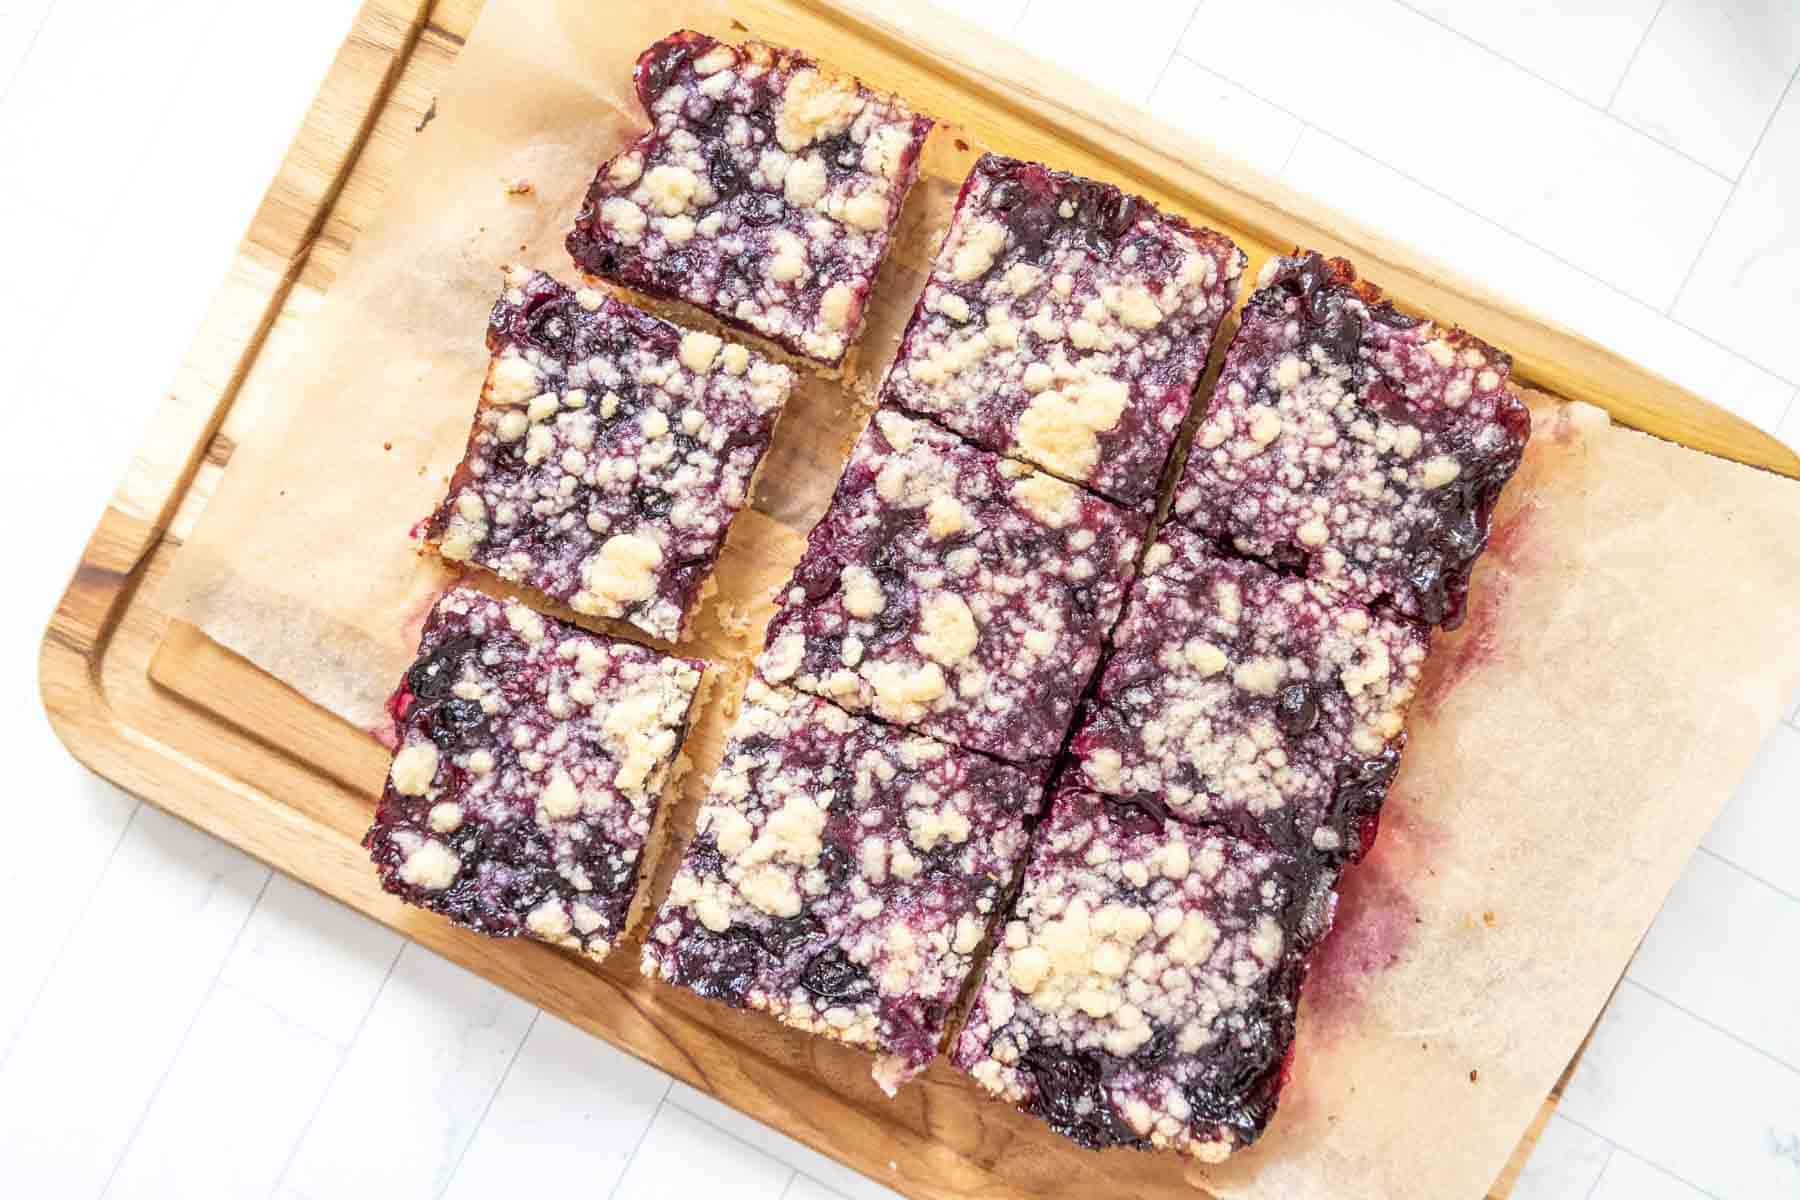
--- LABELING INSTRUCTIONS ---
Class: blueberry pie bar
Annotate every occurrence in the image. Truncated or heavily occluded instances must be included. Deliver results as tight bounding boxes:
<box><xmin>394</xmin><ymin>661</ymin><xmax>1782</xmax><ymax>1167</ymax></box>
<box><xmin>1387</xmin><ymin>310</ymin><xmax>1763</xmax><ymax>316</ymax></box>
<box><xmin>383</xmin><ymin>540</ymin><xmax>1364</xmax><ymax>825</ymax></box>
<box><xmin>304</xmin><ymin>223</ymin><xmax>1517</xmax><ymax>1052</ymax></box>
<box><xmin>367</xmin><ymin>588</ymin><xmax>703</xmax><ymax>960</ymax></box>
<box><xmin>757</xmin><ymin>409</ymin><xmax>1144</xmax><ymax>763</ymax></box>
<box><xmin>881</xmin><ymin>153</ymin><xmax>1244</xmax><ymax>508</ymax></box>
<box><xmin>567</xmin><ymin>31</ymin><xmax>933</xmax><ymax>368</ymax></box>
<box><xmin>643</xmin><ymin>677</ymin><xmax>1044</xmax><ymax>1093</ymax></box>
<box><xmin>1172</xmin><ymin>251</ymin><xmax>1530</xmax><ymax>627</ymax></box>
<box><xmin>1071</xmin><ymin>523</ymin><xmax>1427</xmax><ymax>863</ymax></box>
<box><xmin>953</xmin><ymin>785</ymin><xmax>1330</xmax><ymax>1161</ymax></box>
<box><xmin>425</xmin><ymin>267</ymin><xmax>794</xmax><ymax>642</ymax></box>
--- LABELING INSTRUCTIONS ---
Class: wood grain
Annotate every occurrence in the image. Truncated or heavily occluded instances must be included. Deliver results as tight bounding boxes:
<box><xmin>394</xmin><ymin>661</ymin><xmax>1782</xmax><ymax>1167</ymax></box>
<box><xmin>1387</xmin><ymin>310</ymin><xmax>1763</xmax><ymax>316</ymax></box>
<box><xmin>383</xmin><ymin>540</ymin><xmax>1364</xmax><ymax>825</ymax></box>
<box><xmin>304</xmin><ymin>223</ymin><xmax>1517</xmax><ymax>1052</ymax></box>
<box><xmin>40</xmin><ymin>0</ymin><xmax>1733</xmax><ymax>1195</ymax></box>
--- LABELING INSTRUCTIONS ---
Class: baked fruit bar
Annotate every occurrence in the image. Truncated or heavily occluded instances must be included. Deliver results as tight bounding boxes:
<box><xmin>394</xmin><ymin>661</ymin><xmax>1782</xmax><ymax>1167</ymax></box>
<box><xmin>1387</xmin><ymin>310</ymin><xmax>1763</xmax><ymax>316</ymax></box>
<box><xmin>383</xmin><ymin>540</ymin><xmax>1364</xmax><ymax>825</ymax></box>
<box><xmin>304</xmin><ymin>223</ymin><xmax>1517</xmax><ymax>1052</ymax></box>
<box><xmin>643</xmin><ymin>676</ymin><xmax>1045</xmax><ymax>1093</ymax></box>
<box><xmin>1071</xmin><ymin>523</ymin><xmax>1427</xmax><ymax>863</ymax></box>
<box><xmin>757</xmin><ymin>409</ymin><xmax>1145</xmax><ymax>763</ymax></box>
<box><xmin>567</xmin><ymin>31</ymin><xmax>933</xmax><ymax>368</ymax></box>
<box><xmin>881</xmin><ymin>153</ymin><xmax>1245</xmax><ymax>508</ymax></box>
<box><xmin>1172</xmin><ymin>251</ymin><xmax>1530</xmax><ymax>627</ymax></box>
<box><xmin>366</xmin><ymin>588</ymin><xmax>703</xmax><ymax>961</ymax></box>
<box><xmin>953</xmin><ymin>785</ymin><xmax>1331</xmax><ymax>1161</ymax></box>
<box><xmin>424</xmin><ymin>267</ymin><xmax>794</xmax><ymax>642</ymax></box>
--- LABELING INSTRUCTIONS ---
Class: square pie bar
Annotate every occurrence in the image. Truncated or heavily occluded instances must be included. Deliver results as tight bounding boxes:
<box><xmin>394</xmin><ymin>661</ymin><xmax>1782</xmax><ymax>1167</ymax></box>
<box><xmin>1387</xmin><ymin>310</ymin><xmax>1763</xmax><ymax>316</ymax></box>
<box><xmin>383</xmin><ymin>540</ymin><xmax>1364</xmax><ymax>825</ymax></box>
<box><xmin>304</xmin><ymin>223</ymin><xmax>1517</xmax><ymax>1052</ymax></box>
<box><xmin>642</xmin><ymin>677</ymin><xmax>1045</xmax><ymax>1094</ymax></box>
<box><xmin>1172</xmin><ymin>251</ymin><xmax>1530</xmax><ymax>627</ymax></box>
<box><xmin>425</xmin><ymin>267</ymin><xmax>794</xmax><ymax>642</ymax></box>
<box><xmin>757</xmin><ymin>409</ymin><xmax>1145</xmax><ymax>763</ymax></box>
<box><xmin>953</xmin><ymin>785</ymin><xmax>1330</xmax><ymax>1161</ymax></box>
<box><xmin>366</xmin><ymin>588</ymin><xmax>702</xmax><ymax>961</ymax></box>
<box><xmin>567</xmin><ymin>31</ymin><xmax>933</xmax><ymax>367</ymax></box>
<box><xmin>1071</xmin><ymin>523</ymin><xmax>1427</xmax><ymax>863</ymax></box>
<box><xmin>881</xmin><ymin>153</ymin><xmax>1245</xmax><ymax>508</ymax></box>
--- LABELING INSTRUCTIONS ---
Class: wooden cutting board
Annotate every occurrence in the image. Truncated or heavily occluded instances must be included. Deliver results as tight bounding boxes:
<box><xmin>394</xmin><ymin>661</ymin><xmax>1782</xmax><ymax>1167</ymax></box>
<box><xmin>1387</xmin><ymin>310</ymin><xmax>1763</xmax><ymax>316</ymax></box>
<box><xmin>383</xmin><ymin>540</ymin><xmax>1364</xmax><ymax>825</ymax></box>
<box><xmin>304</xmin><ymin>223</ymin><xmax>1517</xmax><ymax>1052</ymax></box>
<box><xmin>38</xmin><ymin>2</ymin><xmax>1799</xmax><ymax>1198</ymax></box>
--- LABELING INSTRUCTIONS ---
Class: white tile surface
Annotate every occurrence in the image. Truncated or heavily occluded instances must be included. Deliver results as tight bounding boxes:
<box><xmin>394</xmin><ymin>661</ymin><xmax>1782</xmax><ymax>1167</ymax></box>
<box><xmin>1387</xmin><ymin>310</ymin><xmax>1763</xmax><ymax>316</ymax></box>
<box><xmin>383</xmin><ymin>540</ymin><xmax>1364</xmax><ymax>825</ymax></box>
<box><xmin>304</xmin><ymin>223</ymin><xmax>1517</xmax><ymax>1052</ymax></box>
<box><xmin>1148</xmin><ymin>56</ymin><xmax>1306</xmax><ymax>178</ymax></box>
<box><xmin>11</xmin><ymin>2</ymin><xmax>1800</xmax><ymax>1198</ymax></box>
<box><xmin>612</xmin><ymin>1103</ymin><xmax>795</xmax><ymax>1200</ymax></box>
<box><xmin>443</xmin><ymin>1013</ymin><xmax>670</xmax><ymax>1199</ymax></box>
<box><xmin>1507</xmin><ymin>1114</ymin><xmax>1613</xmax><ymax>1200</ymax></box>
<box><xmin>1399</xmin><ymin>0</ymin><xmax>1661</xmax><ymax>108</ymax></box>
<box><xmin>1702</xmin><ymin>721</ymin><xmax>1800</xmax><ymax>899</ymax></box>
<box><xmin>1280</xmin><ymin>129</ymin><xmax>1796</xmax><ymax>432</ymax></box>
<box><xmin>1013</xmin><ymin>0</ymin><xmax>1199</xmax><ymax>105</ymax></box>
<box><xmin>1559</xmin><ymin>983</ymin><xmax>1800</xmax><ymax>1198</ymax></box>
<box><xmin>220</xmin><ymin>873</ymin><xmax>405</xmax><ymax>1047</ymax></box>
<box><xmin>1185</xmin><ymin>0</ymin><xmax>1731</xmax><ymax>307</ymax></box>
<box><xmin>1587</xmin><ymin>1147</ymin><xmax>1713</xmax><ymax>1200</ymax></box>
<box><xmin>1674</xmin><ymin>80</ymin><xmax>1800</xmax><ymax>380</ymax></box>
<box><xmin>0</xmin><ymin>805</ymin><xmax>270</xmax><ymax>1196</ymax></box>
<box><xmin>1627</xmin><ymin>850</ymin><xmax>1800</xmax><ymax>1070</ymax></box>
<box><xmin>103</xmin><ymin>985</ymin><xmax>342</xmax><ymax>1200</ymax></box>
<box><xmin>277</xmin><ymin>944</ymin><xmax>536</xmax><ymax>1200</ymax></box>
<box><xmin>1611</xmin><ymin>0</ymin><xmax>1800</xmax><ymax>179</ymax></box>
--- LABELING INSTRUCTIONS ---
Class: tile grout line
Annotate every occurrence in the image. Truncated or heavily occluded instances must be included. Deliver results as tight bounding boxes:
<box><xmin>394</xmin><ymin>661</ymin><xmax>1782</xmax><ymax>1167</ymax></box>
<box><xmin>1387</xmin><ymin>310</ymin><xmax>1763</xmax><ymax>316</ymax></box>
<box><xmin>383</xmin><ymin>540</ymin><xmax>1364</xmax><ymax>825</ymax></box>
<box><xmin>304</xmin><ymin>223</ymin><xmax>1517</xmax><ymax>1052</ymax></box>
<box><xmin>1552</xmin><ymin>1109</ymin><xmax>1724</xmax><ymax>1200</ymax></box>
<box><xmin>0</xmin><ymin>0</ymin><xmax>60</xmax><ymax>109</ymax></box>
<box><xmin>96</xmin><ymin>866</ymin><xmax>276</xmax><ymax>1199</ymax></box>
<box><xmin>0</xmin><ymin>797</ymin><xmax>143</xmax><ymax>1076</ymax></box>
<box><xmin>1150</xmin><ymin>0</ymin><xmax>1206</xmax><ymax>111</ymax></box>
<box><xmin>1388</xmin><ymin>0</ymin><xmax>1729</xmax><ymax>185</ymax></box>
<box><xmin>1580</xmin><ymin>1146</ymin><xmax>1617</xmax><ymax>1200</ymax></box>
<box><xmin>1666</xmin><ymin>61</ymin><xmax>1800</xmax><ymax>316</ymax></box>
<box><xmin>602</xmin><ymin>1085</ymin><xmax>676</xmax><ymax>1200</ymax></box>
<box><xmin>1602</xmin><ymin>0</ymin><xmax>1667</xmax><ymax>111</ymax></box>
<box><xmin>1692</xmin><ymin>842</ymin><xmax>1800</xmax><ymax>907</ymax></box>
<box><xmin>665</xmin><ymin>1088</ymin><xmax>822</xmax><ymax>1186</ymax></box>
<box><xmin>1620</xmin><ymin>976</ymin><xmax>1800</xmax><ymax>1081</ymax></box>
<box><xmin>1174</xmin><ymin>49</ymin><xmax>1800</xmax><ymax>395</ymax></box>
<box><xmin>268</xmin><ymin>935</ymin><xmax>410</xmax><ymax>1195</ymax></box>
<box><xmin>435</xmin><ymin>1007</ymin><xmax>543</xmax><ymax>1198</ymax></box>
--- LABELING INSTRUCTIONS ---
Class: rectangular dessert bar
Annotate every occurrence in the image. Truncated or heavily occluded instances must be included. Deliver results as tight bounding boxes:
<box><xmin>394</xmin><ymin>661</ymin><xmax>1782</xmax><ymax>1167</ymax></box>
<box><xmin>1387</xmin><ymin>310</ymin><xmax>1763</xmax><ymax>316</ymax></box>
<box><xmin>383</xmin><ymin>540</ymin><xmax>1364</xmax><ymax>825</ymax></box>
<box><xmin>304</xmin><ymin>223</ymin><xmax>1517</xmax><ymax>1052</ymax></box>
<box><xmin>567</xmin><ymin>31</ymin><xmax>933</xmax><ymax>368</ymax></box>
<box><xmin>757</xmin><ymin>408</ymin><xmax>1145</xmax><ymax>763</ymax></box>
<box><xmin>1071</xmin><ymin>523</ymin><xmax>1427</xmax><ymax>864</ymax></box>
<box><xmin>366</xmin><ymin>588</ymin><xmax>703</xmax><ymax>961</ymax></box>
<box><xmin>643</xmin><ymin>676</ymin><xmax>1045</xmax><ymax>1094</ymax></box>
<box><xmin>425</xmin><ymin>267</ymin><xmax>794</xmax><ymax>643</ymax></box>
<box><xmin>953</xmin><ymin>785</ymin><xmax>1332</xmax><ymax>1162</ymax></box>
<box><xmin>1171</xmin><ymin>251</ymin><xmax>1530</xmax><ymax>628</ymax></box>
<box><xmin>881</xmin><ymin>153</ymin><xmax>1245</xmax><ymax>508</ymax></box>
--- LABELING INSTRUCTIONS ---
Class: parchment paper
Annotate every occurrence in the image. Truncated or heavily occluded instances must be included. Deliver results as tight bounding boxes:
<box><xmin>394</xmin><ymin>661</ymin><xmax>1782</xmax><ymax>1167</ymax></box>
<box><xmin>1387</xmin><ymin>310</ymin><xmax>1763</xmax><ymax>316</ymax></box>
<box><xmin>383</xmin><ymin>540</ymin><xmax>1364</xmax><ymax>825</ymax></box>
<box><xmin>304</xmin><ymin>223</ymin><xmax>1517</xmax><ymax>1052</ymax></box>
<box><xmin>162</xmin><ymin>1</ymin><xmax>1800</xmax><ymax>1196</ymax></box>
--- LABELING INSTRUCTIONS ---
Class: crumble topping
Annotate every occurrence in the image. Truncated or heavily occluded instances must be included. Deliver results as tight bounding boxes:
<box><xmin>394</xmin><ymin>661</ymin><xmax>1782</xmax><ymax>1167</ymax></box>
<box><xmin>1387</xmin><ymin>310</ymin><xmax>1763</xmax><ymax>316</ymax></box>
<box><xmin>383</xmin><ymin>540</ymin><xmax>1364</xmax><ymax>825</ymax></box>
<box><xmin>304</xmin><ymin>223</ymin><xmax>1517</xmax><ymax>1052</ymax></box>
<box><xmin>366</xmin><ymin>588</ymin><xmax>703</xmax><ymax>960</ymax></box>
<box><xmin>880</xmin><ymin>154</ymin><xmax>1245</xmax><ymax>507</ymax></box>
<box><xmin>567</xmin><ymin>31</ymin><xmax>934</xmax><ymax>366</ymax></box>
<box><xmin>1073</xmin><ymin>524</ymin><xmax>1427</xmax><ymax>862</ymax></box>
<box><xmin>757</xmin><ymin>409</ymin><xmax>1145</xmax><ymax>763</ymax></box>
<box><xmin>954</xmin><ymin>786</ymin><xmax>1330</xmax><ymax>1161</ymax></box>
<box><xmin>1171</xmin><ymin>251</ymin><xmax>1530</xmax><ymax>627</ymax></box>
<box><xmin>643</xmin><ymin>677</ymin><xmax>1044</xmax><ymax>1092</ymax></box>
<box><xmin>425</xmin><ymin>268</ymin><xmax>794</xmax><ymax>641</ymax></box>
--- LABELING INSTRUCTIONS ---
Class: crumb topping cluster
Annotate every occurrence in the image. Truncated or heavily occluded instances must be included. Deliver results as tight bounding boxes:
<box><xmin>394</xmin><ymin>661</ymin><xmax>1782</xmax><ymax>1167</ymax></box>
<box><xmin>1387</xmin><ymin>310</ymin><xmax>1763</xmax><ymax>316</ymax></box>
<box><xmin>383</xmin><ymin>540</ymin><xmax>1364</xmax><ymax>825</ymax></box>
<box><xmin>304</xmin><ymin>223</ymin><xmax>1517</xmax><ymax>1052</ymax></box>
<box><xmin>1073</xmin><ymin>523</ymin><xmax>1427</xmax><ymax>862</ymax></box>
<box><xmin>366</xmin><ymin>588</ymin><xmax>702</xmax><ymax>960</ymax></box>
<box><xmin>757</xmin><ymin>409</ymin><xmax>1144</xmax><ymax>763</ymax></box>
<box><xmin>882</xmin><ymin>154</ymin><xmax>1245</xmax><ymax>507</ymax></box>
<box><xmin>1172</xmin><ymin>251</ymin><xmax>1530</xmax><ymax>628</ymax></box>
<box><xmin>567</xmin><ymin>31</ymin><xmax>933</xmax><ymax>366</ymax></box>
<box><xmin>954</xmin><ymin>787</ymin><xmax>1328</xmax><ymax>1162</ymax></box>
<box><xmin>427</xmin><ymin>267</ymin><xmax>793</xmax><ymax>642</ymax></box>
<box><xmin>643</xmin><ymin>677</ymin><xmax>1044</xmax><ymax>1093</ymax></box>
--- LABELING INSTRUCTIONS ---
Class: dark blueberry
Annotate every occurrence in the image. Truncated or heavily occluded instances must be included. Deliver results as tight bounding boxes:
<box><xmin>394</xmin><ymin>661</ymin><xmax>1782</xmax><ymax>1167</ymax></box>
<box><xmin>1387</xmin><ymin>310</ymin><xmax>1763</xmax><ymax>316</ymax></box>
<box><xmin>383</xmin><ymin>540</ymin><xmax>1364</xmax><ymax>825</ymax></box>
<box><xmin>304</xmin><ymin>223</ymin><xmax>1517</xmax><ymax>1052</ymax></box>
<box><xmin>1134</xmin><ymin>1027</ymin><xmax>1174</xmax><ymax>1064</ymax></box>
<box><xmin>752</xmin><ymin>915</ymin><xmax>819</xmax><ymax>959</ymax></box>
<box><xmin>426</xmin><ymin>697</ymin><xmax>490</xmax><ymax>752</ymax></box>
<box><xmin>1020</xmin><ymin>1044</ymin><xmax>1139</xmax><ymax>1149</ymax></box>
<box><xmin>406</xmin><ymin>633</ymin><xmax>481</xmax><ymax>702</ymax></box>
<box><xmin>1314</xmin><ymin>304</ymin><xmax>1364</xmax><ymax>365</ymax></box>
<box><xmin>680</xmin><ymin>927</ymin><xmax>761</xmax><ymax>1006</ymax></box>
<box><xmin>684</xmin><ymin>834</ymin><xmax>724</xmax><ymax>879</ymax></box>
<box><xmin>985</xmin><ymin>179</ymin><xmax>1020</xmax><ymax>211</ymax></box>
<box><xmin>816</xmin><ymin>840</ymin><xmax>852</xmax><ymax>884</ymax></box>
<box><xmin>705</xmin><ymin>141</ymin><xmax>743</xmax><ymax>195</ymax></box>
<box><xmin>1329</xmin><ymin>747</ymin><xmax>1402</xmax><ymax>847</ymax></box>
<box><xmin>799</xmin><ymin>948</ymin><xmax>873</xmax><ymax>1002</ymax></box>
<box><xmin>1101</xmin><ymin>193</ymin><xmax>1138</xmax><ymax>241</ymax></box>
<box><xmin>1275</xmin><ymin>683</ymin><xmax>1320</xmax><ymax>738</ymax></box>
<box><xmin>734</xmin><ymin>190</ymin><xmax>786</xmax><ymax>227</ymax></box>
<box><xmin>1369</xmin><ymin>300</ymin><xmax>1424</xmax><ymax>329</ymax></box>
<box><xmin>524</xmin><ymin>297</ymin><xmax>574</xmax><ymax>355</ymax></box>
<box><xmin>635</xmin><ymin>490</ymin><xmax>675</xmax><ymax>520</ymax></box>
<box><xmin>635</xmin><ymin>35</ymin><xmax>696</xmax><ymax>107</ymax></box>
<box><xmin>1104</xmin><ymin>792</ymin><xmax>1171</xmax><ymax>837</ymax></box>
<box><xmin>1181</xmin><ymin>1028</ymin><xmax>1282</xmax><ymax>1140</ymax></box>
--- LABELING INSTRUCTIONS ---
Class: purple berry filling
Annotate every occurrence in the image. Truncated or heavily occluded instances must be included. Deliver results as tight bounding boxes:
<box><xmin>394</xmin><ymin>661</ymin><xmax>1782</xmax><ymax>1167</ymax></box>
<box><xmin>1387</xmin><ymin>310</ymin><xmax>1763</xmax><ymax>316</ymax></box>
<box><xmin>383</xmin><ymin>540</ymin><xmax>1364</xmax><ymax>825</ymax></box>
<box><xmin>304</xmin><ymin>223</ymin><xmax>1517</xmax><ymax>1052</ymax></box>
<box><xmin>953</xmin><ymin>785</ymin><xmax>1332</xmax><ymax>1161</ymax></box>
<box><xmin>366</xmin><ymin>588</ymin><xmax>703</xmax><ymax>960</ymax></box>
<box><xmin>1072</xmin><ymin>523</ymin><xmax>1427</xmax><ymax>864</ymax></box>
<box><xmin>757</xmin><ymin>408</ymin><xmax>1145</xmax><ymax>764</ymax></box>
<box><xmin>424</xmin><ymin>267</ymin><xmax>793</xmax><ymax>642</ymax></box>
<box><xmin>643</xmin><ymin>677</ymin><xmax>1045</xmax><ymax>1093</ymax></box>
<box><xmin>1172</xmin><ymin>251</ymin><xmax>1530</xmax><ymax>628</ymax></box>
<box><xmin>881</xmin><ymin>153</ymin><xmax>1245</xmax><ymax>508</ymax></box>
<box><xmin>567</xmin><ymin>31</ymin><xmax>933</xmax><ymax>367</ymax></box>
